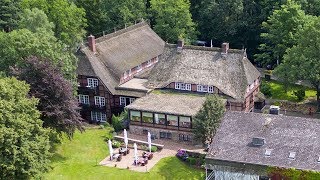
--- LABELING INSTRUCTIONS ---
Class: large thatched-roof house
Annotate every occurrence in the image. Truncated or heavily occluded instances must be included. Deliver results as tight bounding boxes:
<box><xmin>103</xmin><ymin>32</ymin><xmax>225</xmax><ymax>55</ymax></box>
<box><xmin>76</xmin><ymin>21</ymin><xmax>261</xmax><ymax>127</ymax></box>
<box><xmin>206</xmin><ymin>111</ymin><xmax>320</xmax><ymax>179</ymax></box>
<box><xmin>76</xmin><ymin>21</ymin><xmax>164</xmax><ymax>122</ymax></box>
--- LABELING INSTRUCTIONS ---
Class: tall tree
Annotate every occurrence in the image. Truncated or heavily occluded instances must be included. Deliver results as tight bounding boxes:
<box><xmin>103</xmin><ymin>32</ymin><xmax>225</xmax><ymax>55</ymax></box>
<box><xmin>274</xmin><ymin>16</ymin><xmax>320</xmax><ymax>111</ymax></box>
<box><xmin>12</xmin><ymin>56</ymin><xmax>84</xmax><ymax>138</ymax></box>
<box><xmin>193</xmin><ymin>95</ymin><xmax>226</xmax><ymax>144</ymax></box>
<box><xmin>150</xmin><ymin>0</ymin><xmax>197</xmax><ymax>43</ymax></box>
<box><xmin>75</xmin><ymin>0</ymin><xmax>147</xmax><ymax>36</ymax></box>
<box><xmin>21</xmin><ymin>0</ymin><xmax>87</xmax><ymax>50</ymax></box>
<box><xmin>255</xmin><ymin>0</ymin><xmax>307</xmax><ymax>67</ymax></box>
<box><xmin>0</xmin><ymin>77</ymin><xmax>51</xmax><ymax>179</ymax></box>
<box><xmin>18</xmin><ymin>8</ymin><xmax>54</xmax><ymax>33</ymax></box>
<box><xmin>0</xmin><ymin>0</ymin><xmax>21</xmax><ymax>32</ymax></box>
<box><xmin>0</xmin><ymin>28</ymin><xmax>78</xmax><ymax>82</ymax></box>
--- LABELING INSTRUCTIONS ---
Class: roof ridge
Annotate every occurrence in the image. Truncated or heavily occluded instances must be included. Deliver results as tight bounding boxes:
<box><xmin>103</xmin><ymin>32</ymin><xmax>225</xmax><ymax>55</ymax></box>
<box><xmin>165</xmin><ymin>43</ymin><xmax>243</xmax><ymax>53</ymax></box>
<box><xmin>95</xmin><ymin>21</ymin><xmax>149</xmax><ymax>44</ymax></box>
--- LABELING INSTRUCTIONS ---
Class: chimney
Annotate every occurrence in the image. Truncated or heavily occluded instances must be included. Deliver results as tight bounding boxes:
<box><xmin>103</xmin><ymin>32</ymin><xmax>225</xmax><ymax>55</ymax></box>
<box><xmin>88</xmin><ymin>35</ymin><xmax>96</xmax><ymax>53</ymax></box>
<box><xmin>177</xmin><ymin>39</ymin><xmax>184</xmax><ymax>49</ymax></box>
<box><xmin>221</xmin><ymin>42</ymin><xmax>229</xmax><ymax>54</ymax></box>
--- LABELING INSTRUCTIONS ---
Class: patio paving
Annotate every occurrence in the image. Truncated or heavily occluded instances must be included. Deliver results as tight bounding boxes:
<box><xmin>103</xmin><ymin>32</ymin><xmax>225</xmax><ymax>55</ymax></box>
<box><xmin>99</xmin><ymin>131</ymin><xmax>206</xmax><ymax>172</ymax></box>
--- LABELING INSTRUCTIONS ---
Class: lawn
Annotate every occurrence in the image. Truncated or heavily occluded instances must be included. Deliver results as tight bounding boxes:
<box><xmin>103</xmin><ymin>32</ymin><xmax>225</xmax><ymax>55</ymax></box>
<box><xmin>261</xmin><ymin>79</ymin><xmax>317</xmax><ymax>102</ymax></box>
<box><xmin>44</xmin><ymin>128</ymin><xmax>205</xmax><ymax>180</ymax></box>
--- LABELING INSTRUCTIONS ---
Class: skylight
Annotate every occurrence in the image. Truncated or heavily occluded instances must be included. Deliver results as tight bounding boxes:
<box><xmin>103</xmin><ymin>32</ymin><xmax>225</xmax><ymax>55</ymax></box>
<box><xmin>289</xmin><ymin>152</ymin><xmax>296</xmax><ymax>160</ymax></box>
<box><xmin>265</xmin><ymin>149</ymin><xmax>272</xmax><ymax>157</ymax></box>
<box><xmin>317</xmin><ymin>156</ymin><xmax>320</xmax><ymax>163</ymax></box>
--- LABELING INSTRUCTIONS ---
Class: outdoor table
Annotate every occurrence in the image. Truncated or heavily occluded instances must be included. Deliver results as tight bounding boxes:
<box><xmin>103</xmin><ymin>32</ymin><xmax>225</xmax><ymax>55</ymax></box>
<box><xmin>119</xmin><ymin>148</ymin><xmax>129</xmax><ymax>155</ymax></box>
<box><xmin>112</xmin><ymin>153</ymin><xmax>122</xmax><ymax>161</ymax></box>
<box><xmin>142</xmin><ymin>152</ymin><xmax>153</xmax><ymax>160</ymax></box>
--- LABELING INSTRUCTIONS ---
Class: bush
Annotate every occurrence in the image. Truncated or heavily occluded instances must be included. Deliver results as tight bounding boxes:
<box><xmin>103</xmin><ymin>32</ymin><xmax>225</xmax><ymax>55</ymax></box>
<box><xmin>111</xmin><ymin>115</ymin><xmax>124</xmax><ymax>132</ymax></box>
<box><xmin>294</xmin><ymin>88</ymin><xmax>305</xmax><ymax>101</ymax></box>
<box><xmin>112</xmin><ymin>140</ymin><xmax>121</xmax><ymax>148</ymax></box>
<box><xmin>104</xmin><ymin>133</ymin><xmax>113</xmax><ymax>141</ymax></box>
<box><xmin>261</xmin><ymin>83</ymin><xmax>272</xmax><ymax>97</ymax></box>
<box><xmin>188</xmin><ymin>157</ymin><xmax>196</xmax><ymax>165</ymax></box>
<box><xmin>273</xmin><ymin>101</ymin><xmax>281</xmax><ymax>106</ymax></box>
<box><xmin>151</xmin><ymin>146</ymin><xmax>158</xmax><ymax>152</ymax></box>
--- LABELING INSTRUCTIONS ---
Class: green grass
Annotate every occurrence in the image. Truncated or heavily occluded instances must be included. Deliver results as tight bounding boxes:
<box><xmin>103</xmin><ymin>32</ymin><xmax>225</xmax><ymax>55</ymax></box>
<box><xmin>262</xmin><ymin>79</ymin><xmax>317</xmax><ymax>102</ymax></box>
<box><xmin>44</xmin><ymin>128</ymin><xmax>204</xmax><ymax>180</ymax></box>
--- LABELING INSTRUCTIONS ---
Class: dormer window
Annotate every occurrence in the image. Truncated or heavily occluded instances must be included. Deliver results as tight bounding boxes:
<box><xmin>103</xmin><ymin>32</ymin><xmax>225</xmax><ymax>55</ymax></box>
<box><xmin>147</xmin><ymin>60</ymin><xmax>152</xmax><ymax>67</ymax></box>
<box><xmin>136</xmin><ymin>65</ymin><xmax>142</xmax><ymax>72</ymax></box>
<box><xmin>289</xmin><ymin>151</ymin><xmax>296</xmax><ymax>160</ymax></box>
<box><xmin>250</xmin><ymin>83</ymin><xmax>254</xmax><ymax>90</ymax></box>
<box><xmin>87</xmin><ymin>78</ymin><xmax>98</xmax><ymax>88</ymax></box>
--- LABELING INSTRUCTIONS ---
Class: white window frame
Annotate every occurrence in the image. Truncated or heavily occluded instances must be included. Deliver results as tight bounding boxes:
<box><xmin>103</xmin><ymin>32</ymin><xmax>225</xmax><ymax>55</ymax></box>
<box><xmin>136</xmin><ymin>64</ymin><xmax>142</xmax><ymax>72</ymax></box>
<box><xmin>175</xmin><ymin>82</ymin><xmax>181</xmax><ymax>90</ymax></box>
<box><xmin>146</xmin><ymin>59</ymin><xmax>152</xmax><ymax>67</ymax></box>
<box><xmin>250</xmin><ymin>83</ymin><xmax>255</xmax><ymax>90</ymax></box>
<box><xmin>94</xmin><ymin>96</ymin><xmax>105</xmax><ymax>107</ymax></box>
<box><xmin>78</xmin><ymin>94</ymin><xmax>89</xmax><ymax>104</ymax></box>
<box><xmin>91</xmin><ymin>111</ymin><xmax>106</xmax><ymax>122</ymax></box>
<box><xmin>202</xmin><ymin>85</ymin><xmax>208</xmax><ymax>92</ymax></box>
<box><xmin>186</xmin><ymin>84</ymin><xmax>191</xmax><ymax>91</ymax></box>
<box><xmin>87</xmin><ymin>78</ymin><xmax>98</xmax><ymax>88</ymax></box>
<box><xmin>129</xmin><ymin>98</ymin><xmax>135</xmax><ymax>104</ymax></box>
<box><xmin>197</xmin><ymin>85</ymin><xmax>202</xmax><ymax>92</ymax></box>
<box><xmin>120</xmin><ymin>97</ymin><xmax>126</xmax><ymax>106</ymax></box>
<box><xmin>208</xmin><ymin>86</ymin><xmax>214</xmax><ymax>93</ymax></box>
<box><xmin>155</xmin><ymin>56</ymin><xmax>159</xmax><ymax>63</ymax></box>
<box><xmin>180</xmin><ymin>83</ymin><xmax>186</xmax><ymax>90</ymax></box>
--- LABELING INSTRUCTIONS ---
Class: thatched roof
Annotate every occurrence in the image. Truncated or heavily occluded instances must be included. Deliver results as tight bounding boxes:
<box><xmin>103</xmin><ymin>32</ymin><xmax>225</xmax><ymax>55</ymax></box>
<box><xmin>76</xmin><ymin>21</ymin><xmax>165</xmax><ymax>96</ymax></box>
<box><xmin>207</xmin><ymin>111</ymin><xmax>320</xmax><ymax>171</ymax></box>
<box><xmin>146</xmin><ymin>44</ymin><xmax>260</xmax><ymax>100</ymax></box>
<box><xmin>125</xmin><ymin>93</ymin><xmax>206</xmax><ymax>116</ymax></box>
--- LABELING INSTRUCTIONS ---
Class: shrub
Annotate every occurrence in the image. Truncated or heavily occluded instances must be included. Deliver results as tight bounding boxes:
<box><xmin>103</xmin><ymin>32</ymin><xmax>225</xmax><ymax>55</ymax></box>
<box><xmin>188</xmin><ymin>157</ymin><xmax>196</xmax><ymax>165</ymax></box>
<box><xmin>112</xmin><ymin>140</ymin><xmax>121</xmax><ymax>148</ymax></box>
<box><xmin>261</xmin><ymin>83</ymin><xmax>272</xmax><ymax>97</ymax></box>
<box><xmin>105</xmin><ymin>133</ymin><xmax>113</xmax><ymax>141</ymax></box>
<box><xmin>176</xmin><ymin>149</ymin><xmax>188</xmax><ymax>161</ymax></box>
<box><xmin>273</xmin><ymin>101</ymin><xmax>281</xmax><ymax>106</ymax></box>
<box><xmin>111</xmin><ymin>115</ymin><xmax>124</xmax><ymax>132</ymax></box>
<box><xmin>151</xmin><ymin>146</ymin><xmax>158</xmax><ymax>152</ymax></box>
<box><xmin>293</xmin><ymin>88</ymin><xmax>305</xmax><ymax>101</ymax></box>
<box><xmin>141</xmin><ymin>145</ymin><xmax>147</xmax><ymax>151</ymax></box>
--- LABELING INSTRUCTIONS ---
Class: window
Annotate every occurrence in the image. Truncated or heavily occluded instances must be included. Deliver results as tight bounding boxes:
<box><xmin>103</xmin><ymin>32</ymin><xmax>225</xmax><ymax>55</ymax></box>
<box><xmin>155</xmin><ymin>113</ymin><xmax>166</xmax><ymax>125</ymax></box>
<box><xmin>175</xmin><ymin>82</ymin><xmax>181</xmax><ymax>89</ymax></box>
<box><xmin>179</xmin><ymin>116</ymin><xmax>191</xmax><ymax>128</ymax></box>
<box><xmin>129</xmin><ymin>98</ymin><xmax>135</xmax><ymax>104</ymax></box>
<box><xmin>167</xmin><ymin>115</ymin><xmax>178</xmax><ymax>126</ymax></box>
<box><xmin>142</xmin><ymin>112</ymin><xmax>153</xmax><ymax>123</ymax></box>
<box><xmin>94</xmin><ymin>96</ymin><xmax>105</xmax><ymax>107</ymax></box>
<box><xmin>120</xmin><ymin>97</ymin><xmax>126</xmax><ymax>106</ymax></box>
<box><xmin>160</xmin><ymin>132</ymin><xmax>172</xmax><ymax>139</ymax></box>
<box><xmin>147</xmin><ymin>59</ymin><xmax>152</xmax><ymax>67</ymax></box>
<box><xmin>155</xmin><ymin>56</ymin><xmax>159</xmax><ymax>63</ymax></box>
<box><xmin>180</xmin><ymin>83</ymin><xmax>186</xmax><ymax>90</ymax></box>
<box><xmin>197</xmin><ymin>85</ymin><xmax>202</xmax><ymax>92</ymax></box>
<box><xmin>136</xmin><ymin>65</ymin><xmax>142</xmax><ymax>72</ymax></box>
<box><xmin>87</xmin><ymin>78</ymin><xmax>98</xmax><ymax>87</ymax></box>
<box><xmin>130</xmin><ymin>111</ymin><xmax>141</xmax><ymax>122</ymax></box>
<box><xmin>208</xmin><ymin>86</ymin><xmax>214</xmax><ymax>93</ymax></box>
<box><xmin>91</xmin><ymin>111</ymin><xmax>106</xmax><ymax>122</ymax></box>
<box><xmin>202</xmin><ymin>85</ymin><xmax>208</xmax><ymax>92</ymax></box>
<box><xmin>186</xmin><ymin>84</ymin><xmax>191</xmax><ymax>91</ymax></box>
<box><xmin>78</xmin><ymin>94</ymin><xmax>89</xmax><ymax>104</ymax></box>
<box><xmin>179</xmin><ymin>134</ymin><xmax>191</xmax><ymax>141</ymax></box>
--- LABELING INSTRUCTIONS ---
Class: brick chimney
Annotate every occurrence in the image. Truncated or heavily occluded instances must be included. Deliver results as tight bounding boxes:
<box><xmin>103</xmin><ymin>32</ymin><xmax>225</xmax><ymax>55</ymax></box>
<box><xmin>221</xmin><ymin>43</ymin><xmax>229</xmax><ymax>54</ymax></box>
<box><xmin>88</xmin><ymin>35</ymin><xmax>96</xmax><ymax>52</ymax></box>
<box><xmin>177</xmin><ymin>39</ymin><xmax>184</xmax><ymax>49</ymax></box>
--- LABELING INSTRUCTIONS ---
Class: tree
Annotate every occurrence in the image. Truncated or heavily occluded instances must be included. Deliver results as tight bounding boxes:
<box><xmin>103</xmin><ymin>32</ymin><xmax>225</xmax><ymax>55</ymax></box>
<box><xmin>18</xmin><ymin>8</ymin><xmax>54</xmax><ymax>33</ymax></box>
<box><xmin>274</xmin><ymin>16</ymin><xmax>320</xmax><ymax>111</ymax></box>
<box><xmin>0</xmin><ymin>28</ymin><xmax>78</xmax><ymax>82</ymax></box>
<box><xmin>75</xmin><ymin>0</ymin><xmax>147</xmax><ymax>35</ymax></box>
<box><xmin>11</xmin><ymin>56</ymin><xmax>84</xmax><ymax>138</ymax></box>
<box><xmin>193</xmin><ymin>95</ymin><xmax>226</xmax><ymax>144</ymax></box>
<box><xmin>0</xmin><ymin>0</ymin><xmax>21</xmax><ymax>32</ymax></box>
<box><xmin>150</xmin><ymin>0</ymin><xmax>197</xmax><ymax>43</ymax></box>
<box><xmin>21</xmin><ymin>0</ymin><xmax>87</xmax><ymax>50</ymax></box>
<box><xmin>0</xmin><ymin>77</ymin><xmax>51</xmax><ymax>179</ymax></box>
<box><xmin>255</xmin><ymin>0</ymin><xmax>307</xmax><ymax>67</ymax></box>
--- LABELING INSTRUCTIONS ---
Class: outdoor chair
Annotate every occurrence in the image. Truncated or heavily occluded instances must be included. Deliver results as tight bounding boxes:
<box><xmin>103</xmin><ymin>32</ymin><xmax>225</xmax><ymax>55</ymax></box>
<box><xmin>117</xmin><ymin>154</ymin><xmax>122</xmax><ymax>162</ymax></box>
